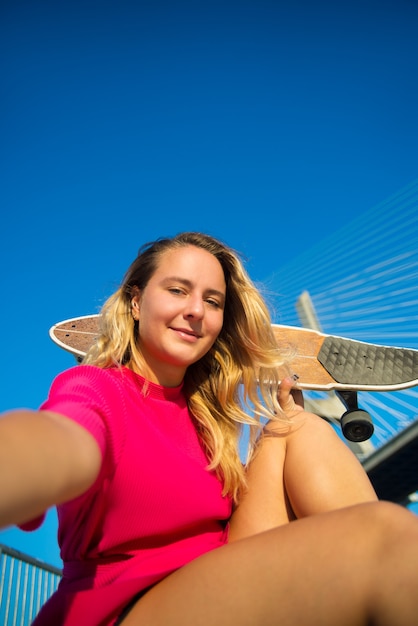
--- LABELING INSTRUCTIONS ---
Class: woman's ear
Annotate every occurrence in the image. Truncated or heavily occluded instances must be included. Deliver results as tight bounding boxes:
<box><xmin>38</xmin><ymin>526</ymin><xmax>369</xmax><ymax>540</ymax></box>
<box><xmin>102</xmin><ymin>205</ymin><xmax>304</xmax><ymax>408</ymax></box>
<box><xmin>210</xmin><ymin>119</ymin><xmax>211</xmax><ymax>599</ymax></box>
<box><xmin>131</xmin><ymin>288</ymin><xmax>141</xmax><ymax>321</ymax></box>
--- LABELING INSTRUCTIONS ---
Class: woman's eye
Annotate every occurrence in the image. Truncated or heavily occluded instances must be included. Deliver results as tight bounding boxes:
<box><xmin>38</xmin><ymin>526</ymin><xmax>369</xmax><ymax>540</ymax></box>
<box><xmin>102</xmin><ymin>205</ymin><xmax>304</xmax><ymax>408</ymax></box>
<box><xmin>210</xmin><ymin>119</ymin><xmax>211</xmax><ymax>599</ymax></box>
<box><xmin>168</xmin><ymin>287</ymin><xmax>184</xmax><ymax>295</ymax></box>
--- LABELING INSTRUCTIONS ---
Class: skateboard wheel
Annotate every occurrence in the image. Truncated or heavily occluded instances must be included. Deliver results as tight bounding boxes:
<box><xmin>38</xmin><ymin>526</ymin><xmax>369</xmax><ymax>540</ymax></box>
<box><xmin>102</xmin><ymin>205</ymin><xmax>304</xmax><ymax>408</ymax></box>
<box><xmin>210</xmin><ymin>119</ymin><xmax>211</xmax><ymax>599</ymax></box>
<box><xmin>341</xmin><ymin>409</ymin><xmax>374</xmax><ymax>442</ymax></box>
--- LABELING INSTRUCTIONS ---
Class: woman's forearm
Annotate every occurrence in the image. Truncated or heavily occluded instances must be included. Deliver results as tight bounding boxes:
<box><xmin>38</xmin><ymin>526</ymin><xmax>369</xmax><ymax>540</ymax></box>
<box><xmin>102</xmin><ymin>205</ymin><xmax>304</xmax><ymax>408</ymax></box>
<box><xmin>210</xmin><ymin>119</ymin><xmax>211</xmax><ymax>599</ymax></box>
<box><xmin>0</xmin><ymin>409</ymin><xmax>102</xmax><ymax>528</ymax></box>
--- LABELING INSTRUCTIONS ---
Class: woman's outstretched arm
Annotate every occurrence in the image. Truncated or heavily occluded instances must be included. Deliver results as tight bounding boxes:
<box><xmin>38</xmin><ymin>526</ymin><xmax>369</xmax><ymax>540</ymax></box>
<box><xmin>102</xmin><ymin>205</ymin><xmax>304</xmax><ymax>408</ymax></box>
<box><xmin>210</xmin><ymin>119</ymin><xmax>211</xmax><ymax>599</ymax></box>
<box><xmin>0</xmin><ymin>409</ymin><xmax>102</xmax><ymax>529</ymax></box>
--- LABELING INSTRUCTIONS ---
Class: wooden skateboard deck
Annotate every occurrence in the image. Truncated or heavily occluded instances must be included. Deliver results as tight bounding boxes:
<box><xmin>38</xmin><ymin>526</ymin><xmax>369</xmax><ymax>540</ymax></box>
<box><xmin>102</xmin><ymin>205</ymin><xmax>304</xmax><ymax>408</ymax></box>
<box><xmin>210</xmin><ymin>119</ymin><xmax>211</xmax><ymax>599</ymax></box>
<box><xmin>49</xmin><ymin>315</ymin><xmax>418</xmax><ymax>393</ymax></box>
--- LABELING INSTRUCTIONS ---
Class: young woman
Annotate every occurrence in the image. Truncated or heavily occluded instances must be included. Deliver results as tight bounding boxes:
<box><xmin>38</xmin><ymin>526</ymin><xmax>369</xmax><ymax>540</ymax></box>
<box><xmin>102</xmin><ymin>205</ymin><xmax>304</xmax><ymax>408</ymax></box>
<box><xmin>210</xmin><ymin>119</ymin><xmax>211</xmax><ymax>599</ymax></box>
<box><xmin>1</xmin><ymin>232</ymin><xmax>417</xmax><ymax>626</ymax></box>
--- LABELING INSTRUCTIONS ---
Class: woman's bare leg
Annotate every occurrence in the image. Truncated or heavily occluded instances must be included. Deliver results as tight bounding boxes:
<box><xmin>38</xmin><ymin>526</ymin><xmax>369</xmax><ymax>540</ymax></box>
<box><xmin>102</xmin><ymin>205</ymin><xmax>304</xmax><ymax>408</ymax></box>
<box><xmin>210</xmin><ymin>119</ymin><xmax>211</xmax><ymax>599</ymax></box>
<box><xmin>229</xmin><ymin>409</ymin><xmax>378</xmax><ymax>539</ymax></box>
<box><xmin>121</xmin><ymin>501</ymin><xmax>418</xmax><ymax>626</ymax></box>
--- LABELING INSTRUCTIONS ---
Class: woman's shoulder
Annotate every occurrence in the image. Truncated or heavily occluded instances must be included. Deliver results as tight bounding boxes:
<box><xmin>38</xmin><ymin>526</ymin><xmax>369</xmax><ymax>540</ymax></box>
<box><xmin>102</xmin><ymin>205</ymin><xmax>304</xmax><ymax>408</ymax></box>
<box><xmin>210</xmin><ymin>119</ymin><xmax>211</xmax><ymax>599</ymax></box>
<box><xmin>43</xmin><ymin>365</ymin><xmax>139</xmax><ymax>413</ymax></box>
<box><xmin>42</xmin><ymin>365</ymin><xmax>134</xmax><ymax>470</ymax></box>
<box><xmin>50</xmin><ymin>363</ymin><xmax>132</xmax><ymax>389</ymax></box>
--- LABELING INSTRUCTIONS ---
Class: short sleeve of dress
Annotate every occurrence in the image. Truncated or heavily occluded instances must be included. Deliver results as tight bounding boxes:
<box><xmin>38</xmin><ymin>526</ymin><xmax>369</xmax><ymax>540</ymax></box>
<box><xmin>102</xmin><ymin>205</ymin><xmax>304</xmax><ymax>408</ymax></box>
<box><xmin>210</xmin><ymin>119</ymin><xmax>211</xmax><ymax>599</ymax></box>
<box><xmin>18</xmin><ymin>365</ymin><xmax>128</xmax><ymax>532</ymax></box>
<box><xmin>40</xmin><ymin>365</ymin><xmax>126</xmax><ymax>471</ymax></box>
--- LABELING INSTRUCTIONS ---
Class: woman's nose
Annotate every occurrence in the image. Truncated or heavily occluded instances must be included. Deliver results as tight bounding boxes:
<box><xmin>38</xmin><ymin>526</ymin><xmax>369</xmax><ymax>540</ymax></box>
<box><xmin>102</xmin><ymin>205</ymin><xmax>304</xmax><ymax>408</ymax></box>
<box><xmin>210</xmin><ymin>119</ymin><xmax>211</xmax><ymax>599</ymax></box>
<box><xmin>184</xmin><ymin>296</ymin><xmax>204</xmax><ymax>319</ymax></box>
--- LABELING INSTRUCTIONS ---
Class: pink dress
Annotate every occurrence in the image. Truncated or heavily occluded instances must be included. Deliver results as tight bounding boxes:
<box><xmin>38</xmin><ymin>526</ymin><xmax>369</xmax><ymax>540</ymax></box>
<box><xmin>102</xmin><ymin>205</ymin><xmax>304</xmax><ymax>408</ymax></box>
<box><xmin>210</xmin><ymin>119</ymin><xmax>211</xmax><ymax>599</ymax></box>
<box><xmin>25</xmin><ymin>365</ymin><xmax>232</xmax><ymax>626</ymax></box>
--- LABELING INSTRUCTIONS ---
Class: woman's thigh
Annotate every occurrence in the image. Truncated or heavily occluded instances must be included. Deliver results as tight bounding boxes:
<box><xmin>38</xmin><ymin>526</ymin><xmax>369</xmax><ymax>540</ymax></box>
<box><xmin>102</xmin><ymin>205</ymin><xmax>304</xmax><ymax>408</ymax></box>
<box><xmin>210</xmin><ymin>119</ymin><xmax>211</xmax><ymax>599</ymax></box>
<box><xmin>120</xmin><ymin>502</ymin><xmax>418</xmax><ymax>626</ymax></box>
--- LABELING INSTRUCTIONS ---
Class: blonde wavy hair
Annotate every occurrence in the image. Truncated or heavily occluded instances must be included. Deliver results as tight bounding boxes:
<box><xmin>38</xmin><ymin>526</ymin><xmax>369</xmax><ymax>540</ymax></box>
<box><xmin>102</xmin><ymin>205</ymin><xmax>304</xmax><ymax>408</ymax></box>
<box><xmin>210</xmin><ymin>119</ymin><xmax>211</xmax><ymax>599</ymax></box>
<box><xmin>84</xmin><ymin>232</ymin><xmax>292</xmax><ymax>503</ymax></box>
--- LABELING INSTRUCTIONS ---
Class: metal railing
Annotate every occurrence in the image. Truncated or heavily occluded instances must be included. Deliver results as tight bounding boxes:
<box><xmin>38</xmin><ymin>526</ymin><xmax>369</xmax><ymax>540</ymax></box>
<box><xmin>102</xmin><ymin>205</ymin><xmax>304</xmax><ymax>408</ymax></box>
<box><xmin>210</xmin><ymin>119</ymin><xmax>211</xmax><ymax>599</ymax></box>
<box><xmin>0</xmin><ymin>544</ymin><xmax>62</xmax><ymax>626</ymax></box>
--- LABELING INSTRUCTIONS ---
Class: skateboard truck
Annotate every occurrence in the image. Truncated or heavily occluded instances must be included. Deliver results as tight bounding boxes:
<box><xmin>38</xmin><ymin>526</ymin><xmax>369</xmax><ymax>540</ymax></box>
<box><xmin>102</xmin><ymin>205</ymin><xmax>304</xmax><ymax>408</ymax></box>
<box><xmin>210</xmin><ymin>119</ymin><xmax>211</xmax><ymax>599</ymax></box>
<box><xmin>336</xmin><ymin>390</ymin><xmax>374</xmax><ymax>442</ymax></box>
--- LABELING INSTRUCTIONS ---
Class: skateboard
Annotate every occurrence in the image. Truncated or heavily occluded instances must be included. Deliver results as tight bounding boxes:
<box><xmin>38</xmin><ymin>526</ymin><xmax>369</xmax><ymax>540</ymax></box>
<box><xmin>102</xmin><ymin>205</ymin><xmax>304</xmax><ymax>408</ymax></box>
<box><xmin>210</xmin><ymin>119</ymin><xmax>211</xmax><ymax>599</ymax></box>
<box><xmin>49</xmin><ymin>315</ymin><xmax>418</xmax><ymax>442</ymax></box>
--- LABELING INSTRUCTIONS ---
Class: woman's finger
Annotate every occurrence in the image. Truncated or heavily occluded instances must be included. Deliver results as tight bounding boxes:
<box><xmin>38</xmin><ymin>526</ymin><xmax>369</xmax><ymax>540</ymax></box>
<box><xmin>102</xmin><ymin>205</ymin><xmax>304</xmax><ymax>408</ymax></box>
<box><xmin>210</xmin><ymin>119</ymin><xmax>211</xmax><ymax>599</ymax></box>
<box><xmin>278</xmin><ymin>376</ymin><xmax>304</xmax><ymax>413</ymax></box>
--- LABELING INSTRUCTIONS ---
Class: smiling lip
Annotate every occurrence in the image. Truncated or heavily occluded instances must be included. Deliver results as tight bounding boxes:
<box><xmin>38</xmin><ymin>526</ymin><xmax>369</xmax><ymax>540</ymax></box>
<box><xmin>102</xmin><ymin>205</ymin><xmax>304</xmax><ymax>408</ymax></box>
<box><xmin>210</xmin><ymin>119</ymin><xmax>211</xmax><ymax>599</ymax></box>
<box><xmin>171</xmin><ymin>327</ymin><xmax>201</xmax><ymax>340</ymax></box>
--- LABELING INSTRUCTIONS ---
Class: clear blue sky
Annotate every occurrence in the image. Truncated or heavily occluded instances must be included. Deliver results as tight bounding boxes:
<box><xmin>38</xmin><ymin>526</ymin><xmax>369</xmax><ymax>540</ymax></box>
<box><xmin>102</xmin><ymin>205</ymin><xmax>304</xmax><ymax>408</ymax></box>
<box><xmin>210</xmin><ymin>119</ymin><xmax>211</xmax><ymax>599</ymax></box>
<box><xmin>1</xmin><ymin>0</ymin><xmax>417</xmax><ymax>568</ymax></box>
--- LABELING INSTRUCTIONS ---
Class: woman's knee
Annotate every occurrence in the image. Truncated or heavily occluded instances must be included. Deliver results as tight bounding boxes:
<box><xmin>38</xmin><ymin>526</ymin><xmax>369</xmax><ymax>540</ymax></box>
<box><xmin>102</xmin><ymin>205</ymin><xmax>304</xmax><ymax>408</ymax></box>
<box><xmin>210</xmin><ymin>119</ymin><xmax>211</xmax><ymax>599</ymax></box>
<box><xmin>350</xmin><ymin>500</ymin><xmax>418</xmax><ymax>545</ymax></box>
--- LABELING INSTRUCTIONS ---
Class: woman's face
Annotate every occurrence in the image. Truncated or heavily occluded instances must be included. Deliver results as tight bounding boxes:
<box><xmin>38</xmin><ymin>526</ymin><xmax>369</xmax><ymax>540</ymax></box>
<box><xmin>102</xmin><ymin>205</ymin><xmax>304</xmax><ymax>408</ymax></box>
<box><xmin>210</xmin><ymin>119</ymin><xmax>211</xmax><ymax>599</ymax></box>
<box><xmin>131</xmin><ymin>245</ymin><xmax>226</xmax><ymax>386</ymax></box>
